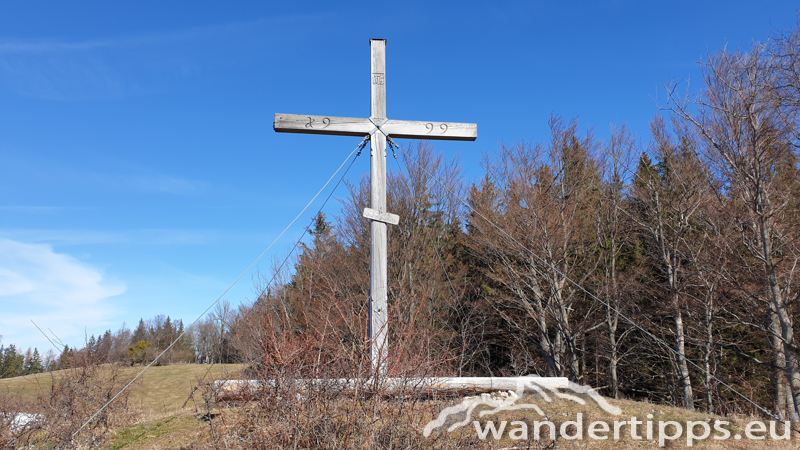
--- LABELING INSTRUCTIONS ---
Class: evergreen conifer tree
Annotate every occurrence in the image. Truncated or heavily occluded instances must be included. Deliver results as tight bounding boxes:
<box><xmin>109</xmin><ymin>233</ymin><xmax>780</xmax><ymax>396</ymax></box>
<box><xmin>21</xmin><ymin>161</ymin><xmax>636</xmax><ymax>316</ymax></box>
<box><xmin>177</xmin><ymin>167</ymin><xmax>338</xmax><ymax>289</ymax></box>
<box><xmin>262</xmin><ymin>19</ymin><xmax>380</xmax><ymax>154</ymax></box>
<box><xmin>2</xmin><ymin>345</ymin><xmax>23</xmax><ymax>378</ymax></box>
<box><xmin>24</xmin><ymin>348</ymin><xmax>44</xmax><ymax>374</ymax></box>
<box><xmin>131</xmin><ymin>319</ymin><xmax>148</xmax><ymax>345</ymax></box>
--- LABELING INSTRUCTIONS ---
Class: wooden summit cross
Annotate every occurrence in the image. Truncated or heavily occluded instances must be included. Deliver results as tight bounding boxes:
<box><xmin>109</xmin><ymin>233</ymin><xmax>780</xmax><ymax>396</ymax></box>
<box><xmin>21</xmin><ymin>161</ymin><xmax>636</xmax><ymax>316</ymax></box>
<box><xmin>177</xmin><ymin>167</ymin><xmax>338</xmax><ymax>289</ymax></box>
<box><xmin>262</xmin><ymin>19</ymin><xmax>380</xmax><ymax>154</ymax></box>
<box><xmin>274</xmin><ymin>39</ymin><xmax>477</xmax><ymax>376</ymax></box>
<box><xmin>215</xmin><ymin>40</ymin><xmax>568</xmax><ymax>399</ymax></box>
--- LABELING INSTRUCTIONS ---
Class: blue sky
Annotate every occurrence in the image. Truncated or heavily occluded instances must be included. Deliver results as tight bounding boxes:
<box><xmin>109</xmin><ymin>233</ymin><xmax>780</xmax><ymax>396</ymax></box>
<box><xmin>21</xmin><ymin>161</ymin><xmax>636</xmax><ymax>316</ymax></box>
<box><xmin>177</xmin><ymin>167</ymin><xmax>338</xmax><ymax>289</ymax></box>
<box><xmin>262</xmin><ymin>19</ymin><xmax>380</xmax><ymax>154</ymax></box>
<box><xmin>1</xmin><ymin>1</ymin><xmax>797</xmax><ymax>353</ymax></box>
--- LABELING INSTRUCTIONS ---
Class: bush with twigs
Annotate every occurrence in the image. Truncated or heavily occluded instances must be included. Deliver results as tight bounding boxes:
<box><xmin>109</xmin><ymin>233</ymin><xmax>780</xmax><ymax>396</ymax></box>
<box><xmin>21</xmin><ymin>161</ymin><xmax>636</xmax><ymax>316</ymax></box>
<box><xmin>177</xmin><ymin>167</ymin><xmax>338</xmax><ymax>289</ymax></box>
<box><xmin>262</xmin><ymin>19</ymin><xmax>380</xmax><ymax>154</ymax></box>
<box><xmin>0</xmin><ymin>357</ymin><xmax>138</xmax><ymax>449</ymax></box>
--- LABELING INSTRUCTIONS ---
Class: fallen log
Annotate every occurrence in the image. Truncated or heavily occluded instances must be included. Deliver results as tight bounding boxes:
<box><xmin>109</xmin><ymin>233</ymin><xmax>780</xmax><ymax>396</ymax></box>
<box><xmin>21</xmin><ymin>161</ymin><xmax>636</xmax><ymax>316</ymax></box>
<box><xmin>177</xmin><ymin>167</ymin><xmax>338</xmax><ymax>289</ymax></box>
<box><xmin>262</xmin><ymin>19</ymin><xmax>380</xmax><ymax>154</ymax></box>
<box><xmin>213</xmin><ymin>376</ymin><xmax>570</xmax><ymax>402</ymax></box>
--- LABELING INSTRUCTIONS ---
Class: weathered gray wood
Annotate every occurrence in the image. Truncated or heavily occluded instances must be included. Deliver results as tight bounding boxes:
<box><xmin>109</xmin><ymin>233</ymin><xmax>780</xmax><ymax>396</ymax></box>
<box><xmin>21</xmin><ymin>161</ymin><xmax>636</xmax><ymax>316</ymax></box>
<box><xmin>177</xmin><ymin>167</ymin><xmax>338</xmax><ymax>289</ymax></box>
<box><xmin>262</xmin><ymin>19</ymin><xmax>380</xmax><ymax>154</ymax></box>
<box><xmin>371</xmin><ymin>39</ymin><xmax>386</xmax><ymax>121</ymax></box>
<box><xmin>273</xmin><ymin>38</ymin><xmax>478</xmax><ymax>379</ymax></box>
<box><xmin>363</xmin><ymin>207</ymin><xmax>399</xmax><ymax>225</ymax></box>
<box><xmin>214</xmin><ymin>377</ymin><xmax>570</xmax><ymax>400</ymax></box>
<box><xmin>273</xmin><ymin>115</ymin><xmax>476</xmax><ymax>141</ymax></box>
<box><xmin>274</xmin><ymin>114</ymin><xmax>373</xmax><ymax>136</ymax></box>
<box><xmin>369</xmin><ymin>39</ymin><xmax>389</xmax><ymax>377</ymax></box>
<box><xmin>382</xmin><ymin>119</ymin><xmax>477</xmax><ymax>141</ymax></box>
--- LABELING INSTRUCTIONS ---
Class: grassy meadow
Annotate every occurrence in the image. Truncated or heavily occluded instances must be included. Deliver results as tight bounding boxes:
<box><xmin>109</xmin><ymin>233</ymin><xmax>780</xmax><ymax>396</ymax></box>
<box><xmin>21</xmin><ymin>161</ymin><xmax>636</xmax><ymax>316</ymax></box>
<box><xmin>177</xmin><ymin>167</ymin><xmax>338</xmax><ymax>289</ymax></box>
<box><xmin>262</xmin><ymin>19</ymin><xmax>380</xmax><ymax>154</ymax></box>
<box><xmin>0</xmin><ymin>363</ymin><xmax>245</xmax><ymax>412</ymax></box>
<box><xmin>0</xmin><ymin>363</ymin><xmax>244</xmax><ymax>449</ymax></box>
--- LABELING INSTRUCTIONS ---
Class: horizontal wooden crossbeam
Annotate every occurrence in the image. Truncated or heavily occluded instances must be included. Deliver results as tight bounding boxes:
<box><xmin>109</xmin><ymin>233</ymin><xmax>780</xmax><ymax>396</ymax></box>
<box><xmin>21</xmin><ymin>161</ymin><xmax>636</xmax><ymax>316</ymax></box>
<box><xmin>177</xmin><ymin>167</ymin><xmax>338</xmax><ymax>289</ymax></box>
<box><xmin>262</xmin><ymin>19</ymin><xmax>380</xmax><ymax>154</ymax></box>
<box><xmin>274</xmin><ymin>114</ymin><xmax>477</xmax><ymax>141</ymax></box>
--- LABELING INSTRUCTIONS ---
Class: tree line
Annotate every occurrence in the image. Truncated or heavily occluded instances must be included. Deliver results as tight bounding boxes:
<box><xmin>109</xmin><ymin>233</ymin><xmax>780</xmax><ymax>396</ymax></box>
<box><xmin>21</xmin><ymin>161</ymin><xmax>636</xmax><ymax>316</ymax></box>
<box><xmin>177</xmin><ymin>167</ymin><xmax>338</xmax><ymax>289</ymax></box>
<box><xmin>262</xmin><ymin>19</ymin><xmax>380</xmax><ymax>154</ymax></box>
<box><xmin>0</xmin><ymin>343</ymin><xmax>49</xmax><ymax>378</ymax></box>
<box><xmin>0</xmin><ymin>306</ymin><xmax>241</xmax><ymax>379</ymax></box>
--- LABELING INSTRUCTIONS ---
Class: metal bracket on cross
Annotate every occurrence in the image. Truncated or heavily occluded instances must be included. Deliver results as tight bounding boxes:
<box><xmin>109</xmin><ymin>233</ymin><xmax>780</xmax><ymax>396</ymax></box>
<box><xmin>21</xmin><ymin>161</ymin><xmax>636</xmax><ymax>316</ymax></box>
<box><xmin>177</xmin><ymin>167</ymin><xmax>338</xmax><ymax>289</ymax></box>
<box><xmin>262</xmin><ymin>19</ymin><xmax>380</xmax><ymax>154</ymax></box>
<box><xmin>363</xmin><ymin>207</ymin><xmax>399</xmax><ymax>225</ymax></box>
<box><xmin>369</xmin><ymin>118</ymin><xmax>389</xmax><ymax>137</ymax></box>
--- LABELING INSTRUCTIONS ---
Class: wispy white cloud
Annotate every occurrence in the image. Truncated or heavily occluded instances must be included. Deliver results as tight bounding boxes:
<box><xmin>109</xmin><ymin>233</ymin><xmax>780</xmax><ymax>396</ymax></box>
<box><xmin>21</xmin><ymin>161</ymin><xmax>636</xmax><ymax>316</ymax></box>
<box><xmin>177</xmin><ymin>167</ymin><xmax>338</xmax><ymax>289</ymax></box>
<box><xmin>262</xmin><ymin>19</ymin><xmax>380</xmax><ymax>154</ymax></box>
<box><xmin>0</xmin><ymin>230</ymin><xmax>130</xmax><ymax>246</ymax></box>
<box><xmin>0</xmin><ymin>13</ymin><xmax>334</xmax><ymax>100</ymax></box>
<box><xmin>0</xmin><ymin>20</ymin><xmax>247</xmax><ymax>55</ymax></box>
<box><xmin>128</xmin><ymin>175</ymin><xmax>212</xmax><ymax>195</ymax></box>
<box><xmin>0</xmin><ymin>228</ymin><xmax>248</xmax><ymax>246</ymax></box>
<box><xmin>0</xmin><ymin>206</ymin><xmax>92</xmax><ymax>214</ymax></box>
<box><xmin>0</xmin><ymin>52</ymin><xmax>130</xmax><ymax>100</ymax></box>
<box><xmin>0</xmin><ymin>14</ymin><xmax>333</xmax><ymax>55</ymax></box>
<box><xmin>1</xmin><ymin>152</ymin><xmax>220</xmax><ymax>195</ymax></box>
<box><xmin>0</xmin><ymin>239</ymin><xmax>125</xmax><ymax>351</ymax></box>
<box><xmin>0</xmin><ymin>39</ymin><xmax>115</xmax><ymax>55</ymax></box>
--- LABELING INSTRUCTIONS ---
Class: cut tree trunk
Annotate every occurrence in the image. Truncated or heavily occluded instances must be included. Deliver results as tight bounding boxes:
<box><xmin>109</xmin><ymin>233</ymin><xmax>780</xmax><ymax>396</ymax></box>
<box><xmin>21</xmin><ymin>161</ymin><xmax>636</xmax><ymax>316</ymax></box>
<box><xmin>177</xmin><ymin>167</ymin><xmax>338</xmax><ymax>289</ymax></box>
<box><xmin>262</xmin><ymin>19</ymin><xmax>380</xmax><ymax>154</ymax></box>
<box><xmin>214</xmin><ymin>376</ymin><xmax>570</xmax><ymax>401</ymax></box>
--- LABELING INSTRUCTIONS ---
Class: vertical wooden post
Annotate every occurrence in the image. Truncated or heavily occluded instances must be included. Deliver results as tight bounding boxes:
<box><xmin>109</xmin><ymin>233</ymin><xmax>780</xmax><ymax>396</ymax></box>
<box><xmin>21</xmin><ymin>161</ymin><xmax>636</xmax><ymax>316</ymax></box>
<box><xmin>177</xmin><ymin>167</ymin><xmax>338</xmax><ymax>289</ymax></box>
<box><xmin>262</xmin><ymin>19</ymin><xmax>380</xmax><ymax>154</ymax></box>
<box><xmin>274</xmin><ymin>39</ymin><xmax>475</xmax><ymax>379</ymax></box>
<box><xmin>369</xmin><ymin>39</ymin><xmax>388</xmax><ymax>377</ymax></box>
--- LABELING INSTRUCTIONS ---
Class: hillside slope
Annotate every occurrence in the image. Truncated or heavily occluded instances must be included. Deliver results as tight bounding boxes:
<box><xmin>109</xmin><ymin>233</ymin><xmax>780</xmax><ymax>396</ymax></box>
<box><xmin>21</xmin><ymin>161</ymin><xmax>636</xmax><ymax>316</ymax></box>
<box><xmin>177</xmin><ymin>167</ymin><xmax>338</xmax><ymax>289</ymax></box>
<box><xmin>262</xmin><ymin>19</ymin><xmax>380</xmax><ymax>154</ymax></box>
<box><xmin>0</xmin><ymin>363</ymin><xmax>245</xmax><ymax>412</ymax></box>
<box><xmin>3</xmin><ymin>367</ymin><xmax>798</xmax><ymax>449</ymax></box>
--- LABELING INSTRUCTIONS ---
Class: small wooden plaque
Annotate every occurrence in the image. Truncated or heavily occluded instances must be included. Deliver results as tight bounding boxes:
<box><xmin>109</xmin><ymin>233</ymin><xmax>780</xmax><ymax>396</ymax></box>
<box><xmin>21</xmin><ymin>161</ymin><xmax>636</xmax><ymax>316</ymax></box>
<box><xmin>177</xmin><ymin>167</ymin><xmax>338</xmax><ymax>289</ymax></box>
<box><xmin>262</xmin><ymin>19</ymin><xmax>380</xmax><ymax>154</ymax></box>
<box><xmin>363</xmin><ymin>207</ymin><xmax>400</xmax><ymax>225</ymax></box>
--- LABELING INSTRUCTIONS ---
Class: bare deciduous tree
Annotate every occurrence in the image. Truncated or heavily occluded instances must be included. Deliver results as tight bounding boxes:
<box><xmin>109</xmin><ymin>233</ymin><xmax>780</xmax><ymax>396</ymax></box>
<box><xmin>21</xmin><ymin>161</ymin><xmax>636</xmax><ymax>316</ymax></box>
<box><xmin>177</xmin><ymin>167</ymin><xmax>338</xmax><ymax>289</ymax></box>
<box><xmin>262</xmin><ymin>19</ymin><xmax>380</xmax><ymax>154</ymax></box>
<box><xmin>469</xmin><ymin>115</ymin><xmax>601</xmax><ymax>381</ymax></box>
<box><xmin>667</xmin><ymin>41</ymin><xmax>800</xmax><ymax>417</ymax></box>
<box><xmin>596</xmin><ymin>123</ymin><xmax>638</xmax><ymax>398</ymax></box>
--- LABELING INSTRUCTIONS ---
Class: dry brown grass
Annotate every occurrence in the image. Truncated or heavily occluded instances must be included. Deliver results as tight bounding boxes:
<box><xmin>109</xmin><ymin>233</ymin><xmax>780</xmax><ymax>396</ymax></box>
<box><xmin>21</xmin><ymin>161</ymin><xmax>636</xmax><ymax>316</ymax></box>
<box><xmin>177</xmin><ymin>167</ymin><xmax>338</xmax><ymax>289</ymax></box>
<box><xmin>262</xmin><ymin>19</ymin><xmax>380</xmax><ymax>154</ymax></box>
<box><xmin>0</xmin><ymin>363</ymin><xmax>245</xmax><ymax>449</ymax></box>
<box><xmin>192</xmin><ymin>387</ymin><xmax>800</xmax><ymax>449</ymax></box>
<box><xmin>419</xmin><ymin>393</ymin><xmax>800</xmax><ymax>449</ymax></box>
<box><xmin>104</xmin><ymin>409</ymin><xmax>209</xmax><ymax>450</ymax></box>
<box><xmin>0</xmin><ymin>363</ymin><xmax>245</xmax><ymax>412</ymax></box>
<box><xmin>1</xmin><ymin>362</ymin><xmax>139</xmax><ymax>448</ymax></box>
<box><xmin>6</xmin><ymin>363</ymin><xmax>800</xmax><ymax>448</ymax></box>
<box><xmin>188</xmin><ymin>373</ymin><xmax>800</xmax><ymax>450</ymax></box>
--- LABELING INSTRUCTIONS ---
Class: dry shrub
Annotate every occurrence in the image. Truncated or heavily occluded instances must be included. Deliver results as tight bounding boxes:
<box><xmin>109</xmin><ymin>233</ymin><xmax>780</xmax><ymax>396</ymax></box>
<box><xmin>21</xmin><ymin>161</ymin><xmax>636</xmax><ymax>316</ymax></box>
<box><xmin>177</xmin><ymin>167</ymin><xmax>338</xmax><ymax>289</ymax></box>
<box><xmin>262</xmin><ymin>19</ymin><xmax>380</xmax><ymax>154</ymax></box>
<box><xmin>196</xmin><ymin>290</ymin><xmax>494</xmax><ymax>449</ymax></box>
<box><xmin>200</xmin><ymin>145</ymin><xmax>488</xmax><ymax>448</ymax></box>
<box><xmin>0</xmin><ymin>361</ymin><xmax>138</xmax><ymax>449</ymax></box>
<box><xmin>0</xmin><ymin>388</ymin><xmax>31</xmax><ymax>448</ymax></box>
<box><xmin>208</xmin><ymin>387</ymin><xmax>493</xmax><ymax>449</ymax></box>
